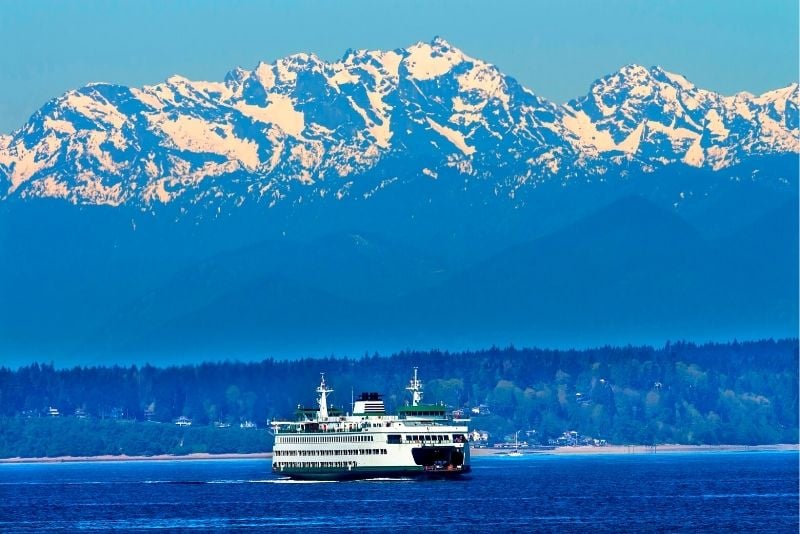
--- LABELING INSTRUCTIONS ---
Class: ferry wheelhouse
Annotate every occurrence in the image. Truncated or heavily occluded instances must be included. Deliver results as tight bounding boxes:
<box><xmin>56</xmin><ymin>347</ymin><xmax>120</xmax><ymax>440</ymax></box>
<box><xmin>270</xmin><ymin>369</ymin><xmax>470</xmax><ymax>480</ymax></box>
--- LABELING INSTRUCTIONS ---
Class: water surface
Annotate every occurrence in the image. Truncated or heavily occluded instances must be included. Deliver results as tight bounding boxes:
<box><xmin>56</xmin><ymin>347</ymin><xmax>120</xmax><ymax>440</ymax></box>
<box><xmin>0</xmin><ymin>452</ymin><xmax>796</xmax><ymax>531</ymax></box>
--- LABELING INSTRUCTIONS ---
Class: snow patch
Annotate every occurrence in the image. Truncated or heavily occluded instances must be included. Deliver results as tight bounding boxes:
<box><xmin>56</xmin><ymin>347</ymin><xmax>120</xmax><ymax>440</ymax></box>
<box><xmin>630</xmin><ymin>84</ymin><xmax>652</xmax><ymax>98</ymax></box>
<box><xmin>254</xmin><ymin>62</ymin><xmax>276</xmax><ymax>91</ymax></box>
<box><xmin>64</xmin><ymin>93</ymin><xmax>127</xmax><ymax>129</ymax></box>
<box><xmin>143</xmin><ymin>179</ymin><xmax>172</xmax><ymax>203</ymax></box>
<box><xmin>562</xmin><ymin>108</ymin><xmax>618</xmax><ymax>153</ymax></box>
<box><xmin>379</xmin><ymin>51</ymin><xmax>403</xmax><ymax>78</ymax></box>
<box><xmin>646</xmin><ymin>120</ymin><xmax>699</xmax><ymax>142</ymax></box>
<box><xmin>421</xmin><ymin>167</ymin><xmax>438</xmax><ymax>179</ymax></box>
<box><xmin>328</xmin><ymin>66</ymin><xmax>359</xmax><ymax>90</ymax></box>
<box><xmin>705</xmin><ymin>145</ymin><xmax>730</xmax><ymax>170</ymax></box>
<box><xmin>531</xmin><ymin>150</ymin><xmax>561</xmax><ymax>174</ymax></box>
<box><xmin>457</xmin><ymin>63</ymin><xmax>509</xmax><ymax>107</ymax></box>
<box><xmin>683</xmin><ymin>137</ymin><xmax>704</xmax><ymax>167</ymax></box>
<box><xmin>405</xmin><ymin>41</ymin><xmax>464</xmax><ymax>80</ymax></box>
<box><xmin>32</xmin><ymin>176</ymin><xmax>70</xmax><ymax>199</ymax></box>
<box><xmin>704</xmin><ymin>109</ymin><xmax>729</xmax><ymax>139</ymax></box>
<box><xmin>617</xmin><ymin>121</ymin><xmax>644</xmax><ymax>154</ymax></box>
<box><xmin>728</xmin><ymin>94</ymin><xmax>754</xmax><ymax>120</ymax></box>
<box><xmin>235</xmin><ymin>93</ymin><xmax>305</xmax><ymax>138</ymax></box>
<box><xmin>44</xmin><ymin>118</ymin><xmax>76</xmax><ymax>135</ymax></box>
<box><xmin>152</xmin><ymin>115</ymin><xmax>260</xmax><ymax>170</ymax></box>
<box><xmin>84</xmin><ymin>131</ymin><xmax>123</xmax><ymax>174</ymax></box>
<box><xmin>275</xmin><ymin>59</ymin><xmax>298</xmax><ymax>83</ymax></box>
<box><xmin>290</xmin><ymin>142</ymin><xmax>324</xmax><ymax>171</ymax></box>
<box><xmin>426</xmin><ymin>117</ymin><xmax>475</xmax><ymax>155</ymax></box>
<box><xmin>662</xmin><ymin>71</ymin><xmax>695</xmax><ymax>91</ymax></box>
<box><xmin>754</xmin><ymin>83</ymin><xmax>798</xmax><ymax>114</ymax></box>
<box><xmin>0</xmin><ymin>135</ymin><xmax>62</xmax><ymax>191</ymax></box>
<box><xmin>132</xmin><ymin>87</ymin><xmax>166</xmax><ymax>111</ymax></box>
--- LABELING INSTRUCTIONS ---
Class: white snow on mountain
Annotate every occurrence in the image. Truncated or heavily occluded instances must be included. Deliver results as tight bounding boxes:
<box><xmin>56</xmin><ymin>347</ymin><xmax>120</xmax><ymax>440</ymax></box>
<box><xmin>405</xmin><ymin>37</ymin><xmax>465</xmax><ymax>80</ymax></box>
<box><xmin>565</xmin><ymin>65</ymin><xmax>798</xmax><ymax>170</ymax></box>
<box><xmin>0</xmin><ymin>40</ymin><xmax>796</xmax><ymax>208</ymax></box>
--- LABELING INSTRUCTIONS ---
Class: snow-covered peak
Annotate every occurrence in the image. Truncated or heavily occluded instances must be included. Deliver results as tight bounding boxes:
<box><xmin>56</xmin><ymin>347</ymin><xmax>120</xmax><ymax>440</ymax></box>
<box><xmin>280</xmin><ymin>51</ymin><xmax>324</xmax><ymax>69</ymax></box>
<box><xmin>616</xmin><ymin>63</ymin><xmax>653</xmax><ymax>81</ymax></box>
<box><xmin>274</xmin><ymin>52</ymin><xmax>324</xmax><ymax>83</ymax></box>
<box><xmin>430</xmin><ymin>35</ymin><xmax>453</xmax><ymax>48</ymax></box>
<box><xmin>563</xmin><ymin>63</ymin><xmax>799</xmax><ymax>168</ymax></box>
<box><xmin>0</xmin><ymin>39</ymin><xmax>796</xmax><ymax>208</ymax></box>
<box><xmin>585</xmin><ymin>65</ymin><xmax>699</xmax><ymax>105</ymax></box>
<box><xmin>753</xmin><ymin>82</ymin><xmax>799</xmax><ymax>109</ymax></box>
<box><xmin>339</xmin><ymin>48</ymin><xmax>403</xmax><ymax>80</ymax></box>
<box><xmin>652</xmin><ymin>67</ymin><xmax>696</xmax><ymax>91</ymax></box>
<box><xmin>224</xmin><ymin>66</ymin><xmax>249</xmax><ymax>88</ymax></box>
<box><xmin>166</xmin><ymin>74</ymin><xmax>191</xmax><ymax>85</ymax></box>
<box><xmin>403</xmin><ymin>37</ymin><xmax>467</xmax><ymax>80</ymax></box>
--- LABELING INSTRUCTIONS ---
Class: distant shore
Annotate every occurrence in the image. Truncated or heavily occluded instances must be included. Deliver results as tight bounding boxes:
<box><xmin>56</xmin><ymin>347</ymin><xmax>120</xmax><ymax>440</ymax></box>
<box><xmin>0</xmin><ymin>452</ymin><xmax>273</xmax><ymax>464</ymax></box>
<box><xmin>470</xmin><ymin>443</ymin><xmax>799</xmax><ymax>456</ymax></box>
<box><xmin>1</xmin><ymin>444</ymin><xmax>797</xmax><ymax>464</ymax></box>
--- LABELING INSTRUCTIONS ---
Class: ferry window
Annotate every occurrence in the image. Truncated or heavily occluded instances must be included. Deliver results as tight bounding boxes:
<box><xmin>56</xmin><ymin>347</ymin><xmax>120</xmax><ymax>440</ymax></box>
<box><xmin>387</xmin><ymin>434</ymin><xmax>401</xmax><ymax>444</ymax></box>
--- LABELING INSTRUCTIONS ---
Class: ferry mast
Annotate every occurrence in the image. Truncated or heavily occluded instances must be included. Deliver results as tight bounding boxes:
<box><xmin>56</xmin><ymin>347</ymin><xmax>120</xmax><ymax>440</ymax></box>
<box><xmin>317</xmin><ymin>373</ymin><xmax>333</xmax><ymax>419</ymax></box>
<box><xmin>406</xmin><ymin>367</ymin><xmax>423</xmax><ymax>406</ymax></box>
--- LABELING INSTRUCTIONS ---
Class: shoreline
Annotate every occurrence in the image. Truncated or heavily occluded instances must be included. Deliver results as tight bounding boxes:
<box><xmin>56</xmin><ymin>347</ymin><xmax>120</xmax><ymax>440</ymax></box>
<box><xmin>0</xmin><ymin>452</ymin><xmax>273</xmax><ymax>464</ymax></box>
<box><xmin>470</xmin><ymin>443</ymin><xmax>799</xmax><ymax>456</ymax></box>
<box><xmin>1</xmin><ymin>444</ymin><xmax>796</xmax><ymax>464</ymax></box>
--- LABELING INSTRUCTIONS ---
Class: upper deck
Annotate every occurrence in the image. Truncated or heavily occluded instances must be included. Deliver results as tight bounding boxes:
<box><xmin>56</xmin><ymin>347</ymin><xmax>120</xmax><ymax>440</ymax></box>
<box><xmin>270</xmin><ymin>369</ymin><xmax>467</xmax><ymax>434</ymax></box>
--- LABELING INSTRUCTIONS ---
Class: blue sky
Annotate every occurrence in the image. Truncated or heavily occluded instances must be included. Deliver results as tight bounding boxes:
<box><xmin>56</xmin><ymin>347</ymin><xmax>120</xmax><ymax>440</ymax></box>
<box><xmin>0</xmin><ymin>0</ymin><xmax>797</xmax><ymax>134</ymax></box>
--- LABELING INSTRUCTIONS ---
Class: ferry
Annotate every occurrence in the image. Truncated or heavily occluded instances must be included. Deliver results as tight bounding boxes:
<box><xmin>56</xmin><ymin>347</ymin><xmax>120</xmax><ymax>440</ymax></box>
<box><xmin>270</xmin><ymin>369</ymin><xmax>471</xmax><ymax>480</ymax></box>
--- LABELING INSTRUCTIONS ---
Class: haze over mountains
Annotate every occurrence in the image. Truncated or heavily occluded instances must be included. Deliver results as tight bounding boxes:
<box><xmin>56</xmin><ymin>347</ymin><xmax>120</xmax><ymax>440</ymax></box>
<box><xmin>0</xmin><ymin>38</ymin><xmax>796</xmax><ymax>366</ymax></box>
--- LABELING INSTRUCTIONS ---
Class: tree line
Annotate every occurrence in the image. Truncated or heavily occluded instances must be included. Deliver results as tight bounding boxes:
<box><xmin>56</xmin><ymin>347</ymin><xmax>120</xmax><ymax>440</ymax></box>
<box><xmin>0</xmin><ymin>339</ymin><xmax>796</xmax><ymax>457</ymax></box>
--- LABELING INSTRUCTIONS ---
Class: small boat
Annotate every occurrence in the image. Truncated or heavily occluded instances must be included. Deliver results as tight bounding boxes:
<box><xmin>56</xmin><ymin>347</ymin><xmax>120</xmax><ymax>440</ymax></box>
<box><xmin>506</xmin><ymin>431</ymin><xmax>523</xmax><ymax>456</ymax></box>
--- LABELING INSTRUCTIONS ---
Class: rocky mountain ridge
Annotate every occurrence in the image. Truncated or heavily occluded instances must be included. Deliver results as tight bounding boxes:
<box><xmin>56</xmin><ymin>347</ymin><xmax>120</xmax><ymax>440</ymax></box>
<box><xmin>1</xmin><ymin>37</ymin><xmax>796</xmax><ymax>210</ymax></box>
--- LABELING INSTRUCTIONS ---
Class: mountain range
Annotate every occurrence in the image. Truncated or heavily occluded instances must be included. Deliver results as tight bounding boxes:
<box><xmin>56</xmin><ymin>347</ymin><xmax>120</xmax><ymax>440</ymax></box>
<box><xmin>0</xmin><ymin>38</ymin><xmax>796</xmax><ymax>366</ymax></box>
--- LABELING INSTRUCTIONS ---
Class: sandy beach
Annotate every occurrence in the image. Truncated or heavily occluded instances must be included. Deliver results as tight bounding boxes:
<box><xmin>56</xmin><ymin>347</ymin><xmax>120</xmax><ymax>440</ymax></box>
<box><xmin>470</xmin><ymin>443</ymin><xmax>799</xmax><ymax>456</ymax></box>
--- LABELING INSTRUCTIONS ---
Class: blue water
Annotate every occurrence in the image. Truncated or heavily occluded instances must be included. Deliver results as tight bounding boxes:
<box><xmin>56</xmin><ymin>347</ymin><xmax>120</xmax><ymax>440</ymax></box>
<box><xmin>0</xmin><ymin>452</ymin><xmax>797</xmax><ymax>531</ymax></box>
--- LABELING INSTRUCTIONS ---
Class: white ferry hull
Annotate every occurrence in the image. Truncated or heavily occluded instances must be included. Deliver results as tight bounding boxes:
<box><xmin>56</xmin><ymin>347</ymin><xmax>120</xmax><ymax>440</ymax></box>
<box><xmin>272</xmin><ymin>437</ymin><xmax>471</xmax><ymax>480</ymax></box>
<box><xmin>273</xmin><ymin>463</ymin><xmax>471</xmax><ymax>481</ymax></box>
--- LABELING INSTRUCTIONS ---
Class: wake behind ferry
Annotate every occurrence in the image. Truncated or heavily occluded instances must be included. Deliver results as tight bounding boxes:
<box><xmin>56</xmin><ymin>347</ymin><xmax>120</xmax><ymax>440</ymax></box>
<box><xmin>270</xmin><ymin>369</ymin><xmax>471</xmax><ymax>480</ymax></box>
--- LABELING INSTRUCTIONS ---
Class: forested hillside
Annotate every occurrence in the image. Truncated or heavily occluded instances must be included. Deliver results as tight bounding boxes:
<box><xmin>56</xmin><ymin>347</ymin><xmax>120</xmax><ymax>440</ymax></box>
<box><xmin>0</xmin><ymin>339</ymin><xmax>796</xmax><ymax>457</ymax></box>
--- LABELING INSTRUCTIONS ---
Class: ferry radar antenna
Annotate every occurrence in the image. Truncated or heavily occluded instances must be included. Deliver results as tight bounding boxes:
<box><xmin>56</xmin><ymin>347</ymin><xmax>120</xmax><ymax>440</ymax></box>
<box><xmin>317</xmin><ymin>373</ymin><xmax>333</xmax><ymax>420</ymax></box>
<box><xmin>406</xmin><ymin>367</ymin><xmax>423</xmax><ymax>407</ymax></box>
